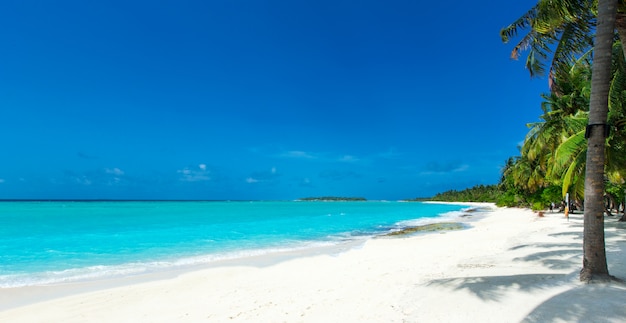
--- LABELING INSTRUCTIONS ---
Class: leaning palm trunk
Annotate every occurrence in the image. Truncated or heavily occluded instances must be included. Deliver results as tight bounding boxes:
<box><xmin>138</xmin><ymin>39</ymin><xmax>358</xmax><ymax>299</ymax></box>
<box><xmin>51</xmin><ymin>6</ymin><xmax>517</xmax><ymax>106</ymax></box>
<box><xmin>580</xmin><ymin>0</ymin><xmax>618</xmax><ymax>282</ymax></box>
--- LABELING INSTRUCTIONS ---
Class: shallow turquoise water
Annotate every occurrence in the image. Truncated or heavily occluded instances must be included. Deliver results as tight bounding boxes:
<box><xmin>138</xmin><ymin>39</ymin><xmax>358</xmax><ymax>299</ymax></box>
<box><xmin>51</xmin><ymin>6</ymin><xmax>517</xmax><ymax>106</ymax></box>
<box><xmin>0</xmin><ymin>201</ymin><xmax>466</xmax><ymax>287</ymax></box>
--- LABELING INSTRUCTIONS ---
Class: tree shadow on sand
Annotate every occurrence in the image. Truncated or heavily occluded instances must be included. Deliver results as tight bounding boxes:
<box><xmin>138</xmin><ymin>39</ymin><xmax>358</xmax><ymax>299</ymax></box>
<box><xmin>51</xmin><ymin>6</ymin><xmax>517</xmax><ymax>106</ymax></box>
<box><xmin>522</xmin><ymin>283</ymin><xmax>626</xmax><ymax>322</ymax></box>
<box><xmin>521</xmin><ymin>218</ymin><xmax>626</xmax><ymax>322</ymax></box>
<box><xmin>425</xmin><ymin>273</ymin><xmax>574</xmax><ymax>302</ymax></box>
<box><xmin>514</xmin><ymin>247</ymin><xmax>581</xmax><ymax>270</ymax></box>
<box><xmin>425</xmin><ymin>222</ymin><xmax>583</xmax><ymax>301</ymax></box>
<box><xmin>426</xmin><ymin>215</ymin><xmax>626</xmax><ymax>321</ymax></box>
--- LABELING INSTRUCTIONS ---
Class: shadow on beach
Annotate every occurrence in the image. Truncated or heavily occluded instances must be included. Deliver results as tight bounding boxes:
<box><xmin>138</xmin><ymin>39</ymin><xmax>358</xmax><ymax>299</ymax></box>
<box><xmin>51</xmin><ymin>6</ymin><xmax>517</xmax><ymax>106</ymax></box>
<box><xmin>425</xmin><ymin>212</ymin><xmax>626</xmax><ymax>322</ymax></box>
<box><xmin>512</xmin><ymin>245</ymin><xmax>581</xmax><ymax>270</ymax></box>
<box><xmin>522</xmin><ymin>283</ymin><xmax>626</xmax><ymax>323</ymax></box>
<box><xmin>425</xmin><ymin>273</ymin><xmax>573</xmax><ymax>302</ymax></box>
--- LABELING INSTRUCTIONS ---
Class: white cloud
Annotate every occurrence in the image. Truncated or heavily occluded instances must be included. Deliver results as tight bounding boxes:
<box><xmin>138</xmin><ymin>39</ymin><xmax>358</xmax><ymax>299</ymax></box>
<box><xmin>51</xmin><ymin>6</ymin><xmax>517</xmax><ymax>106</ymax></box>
<box><xmin>178</xmin><ymin>164</ymin><xmax>211</xmax><ymax>182</ymax></box>
<box><xmin>280</xmin><ymin>150</ymin><xmax>316</xmax><ymax>159</ymax></box>
<box><xmin>105</xmin><ymin>168</ymin><xmax>125</xmax><ymax>176</ymax></box>
<box><xmin>420</xmin><ymin>163</ymin><xmax>470</xmax><ymax>175</ymax></box>
<box><xmin>277</xmin><ymin>150</ymin><xmax>363</xmax><ymax>164</ymax></box>
<box><xmin>299</xmin><ymin>177</ymin><xmax>313</xmax><ymax>187</ymax></box>
<box><xmin>379</xmin><ymin>147</ymin><xmax>401</xmax><ymax>159</ymax></box>
<box><xmin>453</xmin><ymin>165</ymin><xmax>469</xmax><ymax>172</ymax></box>
<box><xmin>75</xmin><ymin>176</ymin><xmax>92</xmax><ymax>185</ymax></box>
<box><xmin>246</xmin><ymin>167</ymin><xmax>280</xmax><ymax>184</ymax></box>
<box><xmin>339</xmin><ymin>155</ymin><xmax>359</xmax><ymax>162</ymax></box>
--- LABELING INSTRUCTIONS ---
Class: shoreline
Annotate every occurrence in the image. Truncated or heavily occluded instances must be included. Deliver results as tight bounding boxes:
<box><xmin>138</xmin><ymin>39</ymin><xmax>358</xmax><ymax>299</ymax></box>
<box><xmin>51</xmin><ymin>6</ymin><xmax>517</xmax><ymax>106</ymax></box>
<box><xmin>0</xmin><ymin>238</ymin><xmax>367</xmax><ymax>311</ymax></box>
<box><xmin>2</xmin><ymin>205</ymin><xmax>625</xmax><ymax>321</ymax></box>
<box><xmin>0</xmin><ymin>201</ymin><xmax>472</xmax><ymax>289</ymax></box>
<box><xmin>0</xmin><ymin>201</ymin><xmax>463</xmax><ymax>290</ymax></box>
<box><xmin>0</xmin><ymin>202</ymin><xmax>478</xmax><ymax>310</ymax></box>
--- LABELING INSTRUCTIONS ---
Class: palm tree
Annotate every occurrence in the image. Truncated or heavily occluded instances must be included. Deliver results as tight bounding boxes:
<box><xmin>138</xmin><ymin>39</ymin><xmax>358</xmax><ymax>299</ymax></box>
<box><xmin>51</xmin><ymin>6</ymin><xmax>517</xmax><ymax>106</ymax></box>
<box><xmin>502</xmin><ymin>0</ymin><xmax>620</xmax><ymax>282</ymax></box>
<box><xmin>498</xmin><ymin>157</ymin><xmax>529</xmax><ymax>207</ymax></box>
<box><xmin>580</xmin><ymin>0</ymin><xmax>618</xmax><ymax>282</ymax></box>
<box><xmin>545</xmin><ymin>57</ymin><xmax>592</xmax><ymax>200</ymax></box>
<box><xmin>505</xmin><ymin>154</ymin><xmax>545</xmax><ymax>192</ymax></box>
<box><xmin>553</xmin><ymin>42</ymin><xmax>626</xmax><ymax>206</ymax></box>
<box><xmin>517</xmin><ymin>56</ymin><xmax>591</xmax><ymax>201</ymax></box>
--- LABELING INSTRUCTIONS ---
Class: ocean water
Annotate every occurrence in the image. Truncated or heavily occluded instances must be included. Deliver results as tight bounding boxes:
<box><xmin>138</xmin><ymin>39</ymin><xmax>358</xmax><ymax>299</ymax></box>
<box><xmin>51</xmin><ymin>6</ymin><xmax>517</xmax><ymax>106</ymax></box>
<box><xmin>0</xmin><ymin>201</ymin><xmax>467</xmax><ymax>287</ymax></box>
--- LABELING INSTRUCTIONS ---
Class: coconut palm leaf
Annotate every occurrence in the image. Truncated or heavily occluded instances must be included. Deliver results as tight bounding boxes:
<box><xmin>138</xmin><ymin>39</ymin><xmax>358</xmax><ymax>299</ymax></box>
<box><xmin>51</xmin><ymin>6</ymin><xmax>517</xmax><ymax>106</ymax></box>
<box><xmin>501</xmin><ymin>0</ymin><xmax>595</xmax><ymax>79</ymax></box>
<box><xmin>500</xmin><ymin>5</ymin><xmax>538</xmax><ymax>44</ymax></box>
<box><xmin>559</xmin><ymin>134</ymin><xmax>587</xmax><ymax>197</ymax></box>
<box><xmin>553</xmin><ymin>128</ymin><xmax>585</xmax><ymax>169</ymax></box>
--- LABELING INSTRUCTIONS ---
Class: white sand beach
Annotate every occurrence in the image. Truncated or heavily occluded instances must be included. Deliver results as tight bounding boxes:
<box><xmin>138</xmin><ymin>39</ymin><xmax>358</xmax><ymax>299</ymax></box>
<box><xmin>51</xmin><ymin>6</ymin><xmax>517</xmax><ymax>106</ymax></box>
<box><xmin>1</xmin><ymin>204</ymin><xmax>625</xmax><ymax>322</ymax></box>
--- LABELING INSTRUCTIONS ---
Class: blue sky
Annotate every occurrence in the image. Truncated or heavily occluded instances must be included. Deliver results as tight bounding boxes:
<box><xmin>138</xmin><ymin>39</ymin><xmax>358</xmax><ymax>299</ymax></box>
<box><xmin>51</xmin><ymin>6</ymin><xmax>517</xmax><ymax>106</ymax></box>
<box><xmin>1</xmin><ymin>0</ymin><xmax>546</xmax><ymax>200</ymax></box>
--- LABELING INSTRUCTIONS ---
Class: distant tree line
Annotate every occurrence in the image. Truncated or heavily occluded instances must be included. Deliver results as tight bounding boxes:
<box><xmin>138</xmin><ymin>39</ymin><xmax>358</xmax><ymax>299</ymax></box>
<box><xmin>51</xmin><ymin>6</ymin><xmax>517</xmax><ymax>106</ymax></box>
<box><xmin>431</xmin><ymin>185</ymin><xmax>501</xmax><ymax>203</ymax></box>
<box><xmin>298</xmin><ymin>197</ymin><xmax>367</xmax><ymax>201</ymax></box>
<box><xmin>408</xmin><ymin>183</ymin><xmax>562</xmax><ymax>211</ymax></box>
<box><xmin>407</xmin><ymin>185</ymin><xmax>501</xmax><ymax>203</ymax></box>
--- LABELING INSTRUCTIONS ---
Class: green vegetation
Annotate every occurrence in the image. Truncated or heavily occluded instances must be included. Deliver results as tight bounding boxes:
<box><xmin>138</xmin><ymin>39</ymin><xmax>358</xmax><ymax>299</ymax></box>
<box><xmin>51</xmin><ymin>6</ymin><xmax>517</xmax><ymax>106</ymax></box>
<box><xmin>409</xmin><ymin>183</ymin><xmax>561</xmax><ymax>211</ymax></box>
<box><xmin>411</xmin><ymin>2</ymin><xmax>626</xmax><ymax>218</ymax></box>
<box><xmin>428</xmin><ymin>185</ymin><xmax>501</xmax><ymax>203</ymax></box>
<box><xmin>501</xmin><ymin>0</ymin><xmax>626</xmax><ymax>282</ymax></box>
<box><xmin>408</xmin><ymin>183</ymin><xmax>552</xmax><ymax>211</ymax></box>
<box><xmin>413</xmin><ymin>0</ymin><xmax>624</xmax><ymax>283</ymax></box>
<box><xmin>298</xmin><ymin>197</ymin><xmax>367</xmax><ymax>201</ymax></box>
<box><xmin>495</xmin><ymin>38</ymin><xmax>626</xmax><ymax>214</ymax></box>
<box><xmin>406</xmin><ymin>184</ymin><xmax>501</xmax><ymax>203</ymax></box>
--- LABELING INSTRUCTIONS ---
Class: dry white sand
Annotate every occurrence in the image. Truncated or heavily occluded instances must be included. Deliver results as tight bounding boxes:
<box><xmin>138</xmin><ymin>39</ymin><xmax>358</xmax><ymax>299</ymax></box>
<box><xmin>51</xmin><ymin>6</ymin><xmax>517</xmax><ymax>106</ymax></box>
<box><xmin>1</xmin><ymin>204</ymin><xmax>625</xmax><ymax>322</ymax></box>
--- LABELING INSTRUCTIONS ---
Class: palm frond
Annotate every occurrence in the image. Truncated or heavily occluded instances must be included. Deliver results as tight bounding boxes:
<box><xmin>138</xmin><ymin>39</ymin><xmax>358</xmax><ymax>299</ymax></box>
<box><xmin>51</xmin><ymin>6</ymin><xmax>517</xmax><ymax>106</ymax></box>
<box><xmin>511</xmin><ymin>31</ymin><xmax>537</xmax><ymax>60</ymax></box>
<box><xmin>525</xmin><ymin>39</ymin><xmax>553</xmax><ymax>76</ymax></box>
<box><xmin>552</xmin><ymin>130</ymin><xmax>586</xmax><ymax>177</ymax></box>
<box><xmin>501</xmin><ymin>5</ymin><xmax>539</xmax><ymax>43</ymax></box>
<box><xmin>571</xmin><ymin>169</ymin><xmax>586</xmax><ymax>200</ymax></box>
<box><xmin>609</xmin><ymin>41</ymin><xmax>626</xmax><ymax>112</ymax></box>
<box><xmin>562</xmin><ymin>114</ymin><xmax>588</xmax><ymax>133</ymax></box>
<box><xmin>551</xmin><ymin>20</ymin><xmax>594</xmax><ymax>80</ymax></box>
<box><xmin>561</xmin><ymin>140</ymin><xmax>587</xmax><ymax>197</ymax></box>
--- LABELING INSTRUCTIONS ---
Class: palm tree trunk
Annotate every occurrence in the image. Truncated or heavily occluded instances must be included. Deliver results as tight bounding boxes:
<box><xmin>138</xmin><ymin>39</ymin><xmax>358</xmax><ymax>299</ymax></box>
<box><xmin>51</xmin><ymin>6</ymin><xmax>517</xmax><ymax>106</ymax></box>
<box><xmin>580</xmin><ymin>0</ymin><xmax>618</xmax><ymax>283</ymax></box>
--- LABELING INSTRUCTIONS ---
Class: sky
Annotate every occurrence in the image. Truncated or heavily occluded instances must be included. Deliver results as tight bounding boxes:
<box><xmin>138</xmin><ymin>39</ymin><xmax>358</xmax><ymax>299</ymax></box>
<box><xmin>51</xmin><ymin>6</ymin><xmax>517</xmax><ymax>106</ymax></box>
<box><xmin>0</xmin><ymin>0</ymin><xmax>548</xmax><ymax>200</ymax></box>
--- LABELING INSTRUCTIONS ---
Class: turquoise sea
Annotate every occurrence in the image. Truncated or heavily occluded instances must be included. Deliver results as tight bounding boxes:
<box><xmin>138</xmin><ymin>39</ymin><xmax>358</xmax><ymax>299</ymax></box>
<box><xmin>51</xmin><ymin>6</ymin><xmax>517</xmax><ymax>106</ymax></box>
<box><xmin>0</xmin><ymin>201</ymin><xmax>468</xmax><ymax>287</ymax></box>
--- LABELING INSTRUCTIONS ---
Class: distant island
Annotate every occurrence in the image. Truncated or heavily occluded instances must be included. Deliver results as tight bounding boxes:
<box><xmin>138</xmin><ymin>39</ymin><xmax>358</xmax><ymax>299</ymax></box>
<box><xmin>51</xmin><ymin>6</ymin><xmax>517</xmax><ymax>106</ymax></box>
<box><xmin>297</xmin><ymin>197</ymin><xmax>367</xmax><ymax>202</ymax></box>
